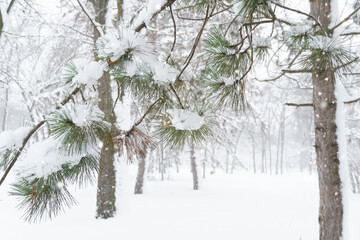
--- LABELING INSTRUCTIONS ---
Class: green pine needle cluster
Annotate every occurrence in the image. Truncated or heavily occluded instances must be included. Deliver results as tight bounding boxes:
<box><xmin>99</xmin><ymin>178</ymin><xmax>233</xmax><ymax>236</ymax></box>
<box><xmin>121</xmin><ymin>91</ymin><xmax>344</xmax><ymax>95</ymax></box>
<box><xmin>10</xmin><ymin>154</ymin><xmax>98</xmax><ymax>222</ymax></box>
<box><xmin>156</xmin><ymin>121</ymin><xmax>212</xmax><ymax>149</ymax></box>
<box><xmin>47</xmin><ymin>109</ymin><xmax>110</xmax><ymax>155</ymax></box>
<box><xmin>0</xmin><ymin>149</ymin><xmax>15</xmax><ymax>171</ymax></box>
<box><xmin>235</xmin><ymin>0</ymin><xmax>275</xmax><ymax>20</ymax></box>
<box><xmin>300</xmin><ymin>36</ymin><xmax>356</xmax><ymax>73</ymax></box>
<box><xmin>202</xmin><ymin>68</ymin><xmax>246</xmax><ymax>111</ymax></box>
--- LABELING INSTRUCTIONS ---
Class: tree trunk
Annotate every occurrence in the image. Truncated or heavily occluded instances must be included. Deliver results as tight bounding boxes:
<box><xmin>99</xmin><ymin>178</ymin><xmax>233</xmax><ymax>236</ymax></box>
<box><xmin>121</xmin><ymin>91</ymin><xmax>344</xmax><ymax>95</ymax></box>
<box><xmin>280</xmin><ymin>109</ymin><xmax>285</xmax><ymax>175</ymax></box>
<box><xmin>160</xmin><ymin>143</ymin><xmax>164</xmax><ymax>181</ymax></box>
<box><xmin>2</xmin><ymin>86</ymin><xmax>8</xmax><ymax>131</ymax></box>
<box><xmin>310</xmin><ymin>1</ymin><xmax>344</xmax><ymax>239</ymax></box>
<box><xmin>134</xmin><ymin>157</ymin><xmax>146</xmax><ymax>194</ymax></box>
<box><xmin>90</xmin><ymin>0</ymin><xmax>117</xmax><ymax>219</ymax></box>
<box><xmin>203</xmin><ymin>147</ymin><xmax>207</xmax><ymax>178</ymax></box>
<box><xmin>225</xmin><ymin>151</ymin><xmax>229</xmax><ymax>174</ymax></box>
<box><xmin>190</xmin><ymin>142</ymin><xmax>199</xmax><ymax>190</ymax></box>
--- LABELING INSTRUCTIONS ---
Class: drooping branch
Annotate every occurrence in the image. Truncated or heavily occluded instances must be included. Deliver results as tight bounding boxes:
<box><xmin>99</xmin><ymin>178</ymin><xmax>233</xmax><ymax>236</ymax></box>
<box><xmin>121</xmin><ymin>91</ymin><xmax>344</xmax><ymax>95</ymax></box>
<box><xmin>0</xmin><ymin>87</ymin><xmax>81</xmax><ymax>186</ymax></box>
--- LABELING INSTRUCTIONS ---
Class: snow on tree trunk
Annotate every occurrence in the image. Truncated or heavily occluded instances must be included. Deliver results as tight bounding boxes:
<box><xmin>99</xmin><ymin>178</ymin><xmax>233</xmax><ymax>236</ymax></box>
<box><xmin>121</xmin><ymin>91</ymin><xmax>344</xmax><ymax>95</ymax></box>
<box><xmin>310</xmin><ymin>1</ymin><xmax>346</xmax><ymax>239</ymax></box>
<box><xmin>91</xmin><ymin>0</ymin><xmax>117</xmax><ymax>219</ymax></box>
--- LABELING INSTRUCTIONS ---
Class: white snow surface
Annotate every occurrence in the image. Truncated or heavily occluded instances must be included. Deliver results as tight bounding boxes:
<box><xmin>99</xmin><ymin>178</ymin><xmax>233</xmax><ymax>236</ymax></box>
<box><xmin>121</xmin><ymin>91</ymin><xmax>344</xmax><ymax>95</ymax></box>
<box><xmin>1</xmin><ymin>170</ymin><xmax>360</xmax><ymax>240</ymax></box>
<box><xmin>0</xmin><ymin>127</ymin><xmax>31</xmax><ymax>151</ymax></box>
<box><xmin>167</xmin><ymin>109</ymin><xmax>205</xmax><ymax>130</ymax></box>
<box><xmin>71</xmin><ymin>58</ymin><xmax>104</xmax><ymax>86</ymax></box>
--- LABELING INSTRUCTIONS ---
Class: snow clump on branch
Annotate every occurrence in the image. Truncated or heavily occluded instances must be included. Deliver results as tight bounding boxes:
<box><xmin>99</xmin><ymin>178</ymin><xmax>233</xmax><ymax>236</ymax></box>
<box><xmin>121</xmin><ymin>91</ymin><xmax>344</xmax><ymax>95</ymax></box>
<box><xmin>0</xmin><ymin>127</ymin><xmax>31</xmax><ymax>151</ymax></box>
<box><xmin>167</xmin><ymin>109</ymin><xmax>205</xmax><ymax>130</ymax></box>
<box><xmin>17</xmin><ymin>136</ymin><xmax>97</xmax><ymax>179</ymax></box>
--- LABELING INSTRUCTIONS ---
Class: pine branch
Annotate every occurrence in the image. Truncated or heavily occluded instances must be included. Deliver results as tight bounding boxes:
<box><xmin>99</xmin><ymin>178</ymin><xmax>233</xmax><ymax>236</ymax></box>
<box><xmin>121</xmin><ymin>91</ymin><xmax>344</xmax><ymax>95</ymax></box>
<box><xmin>0</xmin><ymin>88</ymin><xmax>81</xmax><ymax>186</ymax></box>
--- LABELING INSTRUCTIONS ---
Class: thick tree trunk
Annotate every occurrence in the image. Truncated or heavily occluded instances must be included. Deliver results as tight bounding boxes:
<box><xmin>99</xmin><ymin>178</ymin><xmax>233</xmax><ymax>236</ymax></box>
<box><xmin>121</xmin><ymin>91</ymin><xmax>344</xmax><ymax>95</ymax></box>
<box><xmin>190</xmin><ymin>142</ymin><xmax>199</xmax><ymax>190</ymax></box>
<box><xmin>90</xmin><ymin>0</ymin><xmax>117</xmax><ymax>219</ymax></box>
<box><xmin>313</xmin><ymin>70</ymin><xmax>343</xmax><ymax>240</ymax></box>
<box><xmin>310</xmin><ymin>1</ymin><xmax>344</xmax><ymax>239</ymax></box>
<box><xmin>134</xmin><ymin>157</ymin><xmax>146</xmax><ymax>194</ymax></box>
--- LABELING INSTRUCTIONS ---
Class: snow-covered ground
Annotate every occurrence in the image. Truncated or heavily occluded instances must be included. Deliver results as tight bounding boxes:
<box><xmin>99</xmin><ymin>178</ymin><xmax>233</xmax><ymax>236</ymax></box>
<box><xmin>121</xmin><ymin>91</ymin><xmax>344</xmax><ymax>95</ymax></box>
<box><xmin>1</xmin><ymin>168</ymin><xmax>359</xmax><ymax>240</ymax></box>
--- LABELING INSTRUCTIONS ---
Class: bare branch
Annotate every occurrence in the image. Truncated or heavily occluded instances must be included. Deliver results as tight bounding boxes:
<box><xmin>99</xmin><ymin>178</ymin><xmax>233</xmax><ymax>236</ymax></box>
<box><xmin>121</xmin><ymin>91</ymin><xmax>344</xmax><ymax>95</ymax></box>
<box><xmin>166</xmin><ymin>5</ymin><xmax>177</xmax><ymax>62</ymax></box>
<box><xmin>285</xmin><ymin>103</ymin><xmax>313</xmax><ymax>107</ymax></box>
<box><xmin>331</xmin><ymin>6</ymin><xmax>360</xmax><ymax>33</ymax></box>
<box><xmin>270</xmin><ymin>1</ymin><xmax>324</xmax><ymax>31</ymax></box>
<box><xmin>282</xmin><ymin>69</ymin><xmax>313</xmax><ymax>74</ymax></box>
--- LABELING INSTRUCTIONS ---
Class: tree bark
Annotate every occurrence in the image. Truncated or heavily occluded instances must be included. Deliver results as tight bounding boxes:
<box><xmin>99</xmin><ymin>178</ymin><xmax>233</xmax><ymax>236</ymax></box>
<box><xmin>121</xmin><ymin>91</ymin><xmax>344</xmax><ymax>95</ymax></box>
<box><xmin>134</xmin><ymin>157</ymin><xmax>146</xmax><ymax>194</ymax></box>
<box><xmin>89</xmin><ymin>0</ymin><xmax>117</xmax><ymax>219</ymax></box>
<box><xmin>190</xmin><ymin>142</ymin><xmax>199</xmax><ymax>190</ymax></box>
<box><xmin>310</xmin><ymin>1</ymin><xmax>344</xmax><ymax>239</ymax></box>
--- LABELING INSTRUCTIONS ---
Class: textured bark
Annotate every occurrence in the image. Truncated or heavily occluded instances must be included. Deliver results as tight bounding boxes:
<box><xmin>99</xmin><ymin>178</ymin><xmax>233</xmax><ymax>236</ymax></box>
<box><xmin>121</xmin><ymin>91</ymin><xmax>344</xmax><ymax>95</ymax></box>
<box><xmin>90</xmin><ymin>0</ymin><xmax>117</xmax><ymax>219</ymax></box>
<box><xmin>190</xmin><ymin>142</ymin><xmax>199</xmax><ymax>190</ymax></box>
<box><xmin>313</xmin><ymin>70</ymin><xmax>343</xmax><ymax>240</ymax></box>
<box><xmin>134</xmin><ymin>157</ymin><xmax>146</xmax><ymax>194</ymax></box>
<box><xmin>310</xmin><ymin>1</ymin><xmax>344</xmax><ymax>239</ymax></box>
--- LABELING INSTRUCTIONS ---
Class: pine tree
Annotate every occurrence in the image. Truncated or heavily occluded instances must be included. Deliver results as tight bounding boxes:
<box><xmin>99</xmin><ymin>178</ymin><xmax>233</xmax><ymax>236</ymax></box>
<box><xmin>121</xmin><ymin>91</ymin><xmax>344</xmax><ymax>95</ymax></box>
<box><xmin>0</xmin><ymin>0</ymin><xmax>213</xmax><ymax>221</ymax></box>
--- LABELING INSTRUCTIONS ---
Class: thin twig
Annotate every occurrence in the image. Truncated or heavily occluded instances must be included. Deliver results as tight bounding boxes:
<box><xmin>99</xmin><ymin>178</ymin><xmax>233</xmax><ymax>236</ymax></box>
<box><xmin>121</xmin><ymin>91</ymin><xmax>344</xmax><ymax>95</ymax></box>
<box><xmin>331</xmin><ymin>6</ymin><xmax>360</xmax><ymax>33</ymax></box>
<box><xmin>285</xmin><ymin>103</ymin><xmax>313</xmax><ymax>107</ymax></box>
<box><xmin>76</xmin><ymin>0</ymin><xmax>103</xmax><ymax>36</ymax></box>
<box><xmin>282</xmin><ymin>69</ymin><xmax>312</xmax><ymax>74</ymax></box>
<box><xmin>270</xmin><ymin>1</ymin><xmax>324</xmax><ymax>32</ymax></box>
<box><xmin>166</xmin><ymin>5</ymin><xmax>177</xmax><ymax>63</ymax></box>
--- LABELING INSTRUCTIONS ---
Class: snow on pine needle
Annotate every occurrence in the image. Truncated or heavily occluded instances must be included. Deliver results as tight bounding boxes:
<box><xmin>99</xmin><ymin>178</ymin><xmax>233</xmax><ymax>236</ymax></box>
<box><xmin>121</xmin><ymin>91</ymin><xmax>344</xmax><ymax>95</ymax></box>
<box><xmin>16</xmin><ymin>136</ymin><xmax>98</xmax><ymax>180</ymax></box>
<box><xmin>61</xmin><ymin>58</ymin><xmax>104</xmax><ymax>86</ymax></box>
<box><xmin>0</xmin><ymin>127</ymin><xmax>31</xmax><ymax>170</ymax></box>
<box><xmin>167</xmin><ymin>109</ymin><xmax>204</xmax><ymax>131</ymax></box>
<box><xmin>156</xmin><ymin>109</ymin><xmax>212</xmax><ymax>148</ymax></box>
<box><xmin>96</xmin><ymin>28</ymin><xmax>179</xmax><ymax>85</ymax></box>
<box><xmin>300</xmin><ymin>36</ymin><xmax>355</xmax><ymax>73</ymax></box>
<box><xmin>0</xmin><ymin>127</ymin><xmax>31</xmax><ymax>151</ymax></box>
<box><xmin>46</xmin><ymin>103</ymin><xmax>110</xmax><ymax>156</ymax></box>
